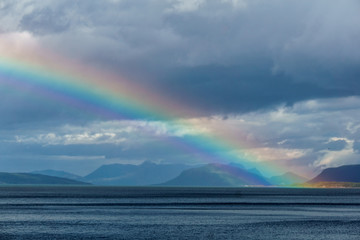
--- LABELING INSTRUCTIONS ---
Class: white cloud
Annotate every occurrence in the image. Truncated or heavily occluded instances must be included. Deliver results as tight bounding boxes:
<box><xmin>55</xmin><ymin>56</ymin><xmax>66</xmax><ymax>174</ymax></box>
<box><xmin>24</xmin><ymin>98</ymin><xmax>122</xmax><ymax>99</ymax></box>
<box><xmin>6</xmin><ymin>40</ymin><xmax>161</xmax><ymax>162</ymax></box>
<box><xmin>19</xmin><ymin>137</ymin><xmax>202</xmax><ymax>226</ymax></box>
<box><xmin>346</xmin><ymin>122</ymin><xmax>360</xmax><ymax>135</ymax></box>
<box><xmin>15</xmin><ymin>132</ymin><xmax>126</xmax><ymax>145</ymax></box>
<box><xmin>11</xmin><ymin>119</ymin><xmax>209</xmax><ymax>145</ymax></box>
<box><xmin>313</xmin><ymin>139</ymin><xmax>358</xmax><ymax>169</ymax></box>
<box><xmin>192</xmin><ymin>96</ymin><xmax>360</xmax><ymax>173</ymax></box>
<box><xmin>167</xmin><ymin>0</ymin><xmax>205</xmax><ymax>13</ymax></box>
<box><xmin>242</xmin><ymin>147</ymin><xmax>310</xmax><ymax>162</ymax></box>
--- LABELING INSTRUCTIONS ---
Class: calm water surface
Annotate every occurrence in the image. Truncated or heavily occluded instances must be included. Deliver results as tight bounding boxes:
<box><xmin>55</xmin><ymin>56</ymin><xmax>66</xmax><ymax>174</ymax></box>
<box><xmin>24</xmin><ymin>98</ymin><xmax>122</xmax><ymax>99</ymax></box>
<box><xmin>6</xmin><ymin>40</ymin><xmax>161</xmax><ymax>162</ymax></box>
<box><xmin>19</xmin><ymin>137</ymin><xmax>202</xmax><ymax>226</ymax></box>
<box><xmin>0</xmin><ymin>186</ymin><xmax>359</xmax><ymax>239</ymax></box>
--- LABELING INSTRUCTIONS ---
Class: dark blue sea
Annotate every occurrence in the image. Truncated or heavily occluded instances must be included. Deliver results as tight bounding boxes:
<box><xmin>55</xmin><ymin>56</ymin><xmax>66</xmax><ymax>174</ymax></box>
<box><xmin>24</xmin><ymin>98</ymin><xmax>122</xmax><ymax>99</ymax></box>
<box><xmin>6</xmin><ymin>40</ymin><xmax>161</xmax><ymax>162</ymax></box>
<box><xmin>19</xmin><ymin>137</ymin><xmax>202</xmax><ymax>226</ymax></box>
<box><xmin>0</xmin><ymin>186</ymin><xmax>359</xmax><ymax>239</ymax></box>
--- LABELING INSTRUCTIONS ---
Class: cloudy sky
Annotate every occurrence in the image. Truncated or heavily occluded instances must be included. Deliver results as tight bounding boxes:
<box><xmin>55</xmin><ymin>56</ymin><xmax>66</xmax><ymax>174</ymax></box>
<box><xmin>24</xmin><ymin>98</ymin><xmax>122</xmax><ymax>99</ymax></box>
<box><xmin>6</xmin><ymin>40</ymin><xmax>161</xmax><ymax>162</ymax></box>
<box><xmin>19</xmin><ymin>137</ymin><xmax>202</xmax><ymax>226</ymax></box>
<box><xmin>0</xmin><ymin>0</ymin><xmax>359</xmax><ymax>177</ymax></box>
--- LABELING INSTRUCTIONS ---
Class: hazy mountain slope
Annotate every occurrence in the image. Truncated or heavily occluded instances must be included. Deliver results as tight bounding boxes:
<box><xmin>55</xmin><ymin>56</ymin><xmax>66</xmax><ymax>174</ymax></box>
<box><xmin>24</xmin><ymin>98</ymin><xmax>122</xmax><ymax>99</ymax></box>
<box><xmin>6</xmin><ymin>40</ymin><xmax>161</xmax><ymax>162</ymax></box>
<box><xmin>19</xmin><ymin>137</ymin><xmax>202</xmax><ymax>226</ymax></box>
<box><xmin>228</xmin><ymin>163</ymin><xmax>263</xmax><ymax>176</ymax></box>
<box><xmin>84</xmin><ymin>164</ymin><xmax>138</xmax><ymax>180</ymax></box>
<box><xmin>31</xmin><ymin>170</ymin><xmax>82</xmax><ymax>180</ymax></box>
<box><xmin>0</xmin><ymin>173</ymin><xmax>90</xmax><ymax>185</ymax></box>
<box><xmin>161</xmin><ymin>163</ymin><xmax>271</xmax><ymax>187</ymax></box>
<box><xmin>83</xmin><ymin>161</ymin><xmax>194</xmax><ymax>185</ymax></box>
<box><xmin>309</xmin><ymin>165</ymin><xmax>360</xmax><ymax>183</ymax></box>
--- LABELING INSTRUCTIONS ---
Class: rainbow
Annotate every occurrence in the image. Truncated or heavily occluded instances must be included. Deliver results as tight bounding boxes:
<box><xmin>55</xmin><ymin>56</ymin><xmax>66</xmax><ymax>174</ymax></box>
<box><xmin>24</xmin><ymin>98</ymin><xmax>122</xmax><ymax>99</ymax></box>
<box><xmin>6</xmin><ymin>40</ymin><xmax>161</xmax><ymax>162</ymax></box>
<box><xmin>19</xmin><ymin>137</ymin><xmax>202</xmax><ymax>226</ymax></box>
<box><xmin>0</xmin><ymin>39</ymin><xmax>300</xmax><ymax>184</ymax></box>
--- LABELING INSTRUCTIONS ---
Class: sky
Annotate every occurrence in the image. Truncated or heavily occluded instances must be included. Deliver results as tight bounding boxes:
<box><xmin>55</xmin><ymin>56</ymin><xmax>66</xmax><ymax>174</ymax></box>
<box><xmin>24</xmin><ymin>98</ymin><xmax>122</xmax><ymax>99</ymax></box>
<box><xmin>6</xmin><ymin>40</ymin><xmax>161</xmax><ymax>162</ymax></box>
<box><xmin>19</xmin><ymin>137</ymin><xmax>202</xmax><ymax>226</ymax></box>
<box><xmin>0</xmin><ymin>0</ymin><xmax>360</xmax><ymax>177</ymax></box>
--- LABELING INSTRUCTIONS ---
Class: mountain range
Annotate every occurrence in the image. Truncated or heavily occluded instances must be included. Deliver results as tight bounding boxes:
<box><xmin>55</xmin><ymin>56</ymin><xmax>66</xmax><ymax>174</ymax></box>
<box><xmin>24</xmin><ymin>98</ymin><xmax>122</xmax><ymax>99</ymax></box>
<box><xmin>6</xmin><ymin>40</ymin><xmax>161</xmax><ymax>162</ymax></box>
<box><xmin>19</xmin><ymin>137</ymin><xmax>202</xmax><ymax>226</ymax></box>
<box><xmin>82</xmin><ymin>161</ymin><xmax>194</xmax><ymax>185</ymax></box>
<box><xmin>161</xmin><ymin>163</ymin><xmax>271</xmax><ymax>186</ymax></box>
<box><xmin>29</xmin><ymin>161</ymin><xmax>274</xmax><ymax>186</ymax></box>
<box><xmin>31</xmin><ymin>170</ymin><xmax>82</xmax><ymax>181</ymax></box>
<box><xmin>15</xmin><ymin>163</ymin><xmax>360</xmax><ymax>187</ymax></box>
<box><xmin>0</xmin><ymin>172</ymin><xmax>89</xmax><ymax>185</ymax></box>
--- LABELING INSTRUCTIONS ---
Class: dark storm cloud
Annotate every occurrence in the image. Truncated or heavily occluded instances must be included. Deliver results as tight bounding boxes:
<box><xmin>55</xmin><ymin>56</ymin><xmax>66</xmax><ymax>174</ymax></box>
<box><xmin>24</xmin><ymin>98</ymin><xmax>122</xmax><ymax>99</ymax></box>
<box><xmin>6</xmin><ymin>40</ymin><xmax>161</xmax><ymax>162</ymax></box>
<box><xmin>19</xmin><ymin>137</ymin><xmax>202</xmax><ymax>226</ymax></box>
<box><xmin>0</xmin><ymin>140</ymin><xmax>191</xmax><ymax>161</ymax></box>
<box><xmin>155</xmin><ymin>63</ymin><xmax>354</xmax><ymax>115</ymax></box>
<box><xmin>155</xmin><ymin>0</ymin><xmax>360</xmax><ymax>114</ymax></box>
<box><xmin>1</xmin><ymin>0</ymin><xmax>359</xmax><ymax>117</ymax></box>
<box><xmin>20</xmin><ymin>7</ymin><xmax>70</xmax><ymax>35</ymax></box>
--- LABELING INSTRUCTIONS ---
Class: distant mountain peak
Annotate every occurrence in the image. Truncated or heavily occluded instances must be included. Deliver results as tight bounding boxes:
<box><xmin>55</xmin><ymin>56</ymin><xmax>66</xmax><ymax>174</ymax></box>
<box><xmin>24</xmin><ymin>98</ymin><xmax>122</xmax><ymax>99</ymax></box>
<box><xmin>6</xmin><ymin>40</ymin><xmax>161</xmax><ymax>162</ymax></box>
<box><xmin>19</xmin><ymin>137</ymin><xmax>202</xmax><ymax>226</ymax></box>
<box><xmin>140</xmin><ymin>161</ymin><xmax>157</xmax><ymax>166</ymax></box>
<box><xmin>309</xmin><ymin>164</ymin><xmax>360</xmax><ymax>183</ymax></box>
<box><xmin>83</xmin><ymin>162</ymin><xmax>193</xmax><ymax>186</ymax></box>
<box><xmin>161</xmin><ymin>163</ymin><xmax>270</xmax><ymax>187</ymax></box>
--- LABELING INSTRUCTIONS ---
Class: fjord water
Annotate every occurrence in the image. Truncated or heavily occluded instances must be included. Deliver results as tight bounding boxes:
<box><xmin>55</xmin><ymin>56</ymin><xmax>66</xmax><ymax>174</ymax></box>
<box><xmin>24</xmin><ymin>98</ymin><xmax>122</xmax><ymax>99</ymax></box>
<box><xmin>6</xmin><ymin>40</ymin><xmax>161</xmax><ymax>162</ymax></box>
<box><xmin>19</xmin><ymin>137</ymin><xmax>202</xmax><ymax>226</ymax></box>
<box><xmin>0</xmin><ymin>187</ymin><xmax>359</xmax><ymax>239</ymax></box>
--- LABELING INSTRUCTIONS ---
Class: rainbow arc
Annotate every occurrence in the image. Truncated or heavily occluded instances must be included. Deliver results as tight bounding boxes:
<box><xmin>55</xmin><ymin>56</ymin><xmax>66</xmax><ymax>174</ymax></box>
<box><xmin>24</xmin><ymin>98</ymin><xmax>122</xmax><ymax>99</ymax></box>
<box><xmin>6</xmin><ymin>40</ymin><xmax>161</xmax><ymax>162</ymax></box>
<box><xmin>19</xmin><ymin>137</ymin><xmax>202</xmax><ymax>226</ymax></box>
<box><xmin>0</xmin><ymin>44</ymin><xmax>295</xmax><ymax>184</ymax></box>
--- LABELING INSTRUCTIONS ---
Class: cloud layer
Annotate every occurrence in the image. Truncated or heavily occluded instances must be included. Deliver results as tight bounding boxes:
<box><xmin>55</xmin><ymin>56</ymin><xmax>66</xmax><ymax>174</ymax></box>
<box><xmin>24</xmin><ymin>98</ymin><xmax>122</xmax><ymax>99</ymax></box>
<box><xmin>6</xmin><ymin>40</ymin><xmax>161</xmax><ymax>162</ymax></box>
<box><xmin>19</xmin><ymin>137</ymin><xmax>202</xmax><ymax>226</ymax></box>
<box><xmin>1</xmin><ymin>96</ymin><xmax>360</xmax><ymax>176</ymax></box>
<box><xmin>1</xmin><ymin>0</ymin><xmax>359</xmax><ymax>116</ymax></box>
<box><xmin>1</xmin><ymin>0</ymin><xmax>360</xmax><ymax>175</ymax></box>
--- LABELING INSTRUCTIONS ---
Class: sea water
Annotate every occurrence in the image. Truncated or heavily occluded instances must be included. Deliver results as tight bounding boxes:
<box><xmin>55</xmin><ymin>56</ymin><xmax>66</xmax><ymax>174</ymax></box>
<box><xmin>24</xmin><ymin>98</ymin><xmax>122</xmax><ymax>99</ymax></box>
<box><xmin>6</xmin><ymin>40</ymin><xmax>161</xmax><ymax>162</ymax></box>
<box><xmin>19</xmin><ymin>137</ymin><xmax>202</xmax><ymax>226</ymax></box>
<box><xmin>0</xmin><ymin>186</ymin><xmax>359</xmax><ymax>239</ymax></box>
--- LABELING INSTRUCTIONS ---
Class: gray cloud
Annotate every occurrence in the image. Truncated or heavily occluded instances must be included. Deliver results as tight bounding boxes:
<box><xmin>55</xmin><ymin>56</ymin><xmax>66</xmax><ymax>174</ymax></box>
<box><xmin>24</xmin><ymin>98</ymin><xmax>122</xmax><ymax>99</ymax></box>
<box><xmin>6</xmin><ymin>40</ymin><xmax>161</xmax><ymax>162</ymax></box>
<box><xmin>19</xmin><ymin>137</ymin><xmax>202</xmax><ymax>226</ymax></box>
<box><xmin>20</xmin><ymin>7</ymin><xmax>70</xmax><ymax>35</ymax></box>
<box><xmin>325</xmin><ymin>140</ymin><xmax>347</xmax><ymax>151</ymax></box>
<box><xmin>0</xmin><ymin>0</ymin><xmax>358</xmax><ymax>118</ymax></box>
<box><xmin>0</xmin><ymin>0</ymin><xmax>359</xmax><ymax>118</ymax></box>
<box><xmin>1</xmin><ymin>96</ymin><xmax>360</xmax><ymax>177</ymax></box>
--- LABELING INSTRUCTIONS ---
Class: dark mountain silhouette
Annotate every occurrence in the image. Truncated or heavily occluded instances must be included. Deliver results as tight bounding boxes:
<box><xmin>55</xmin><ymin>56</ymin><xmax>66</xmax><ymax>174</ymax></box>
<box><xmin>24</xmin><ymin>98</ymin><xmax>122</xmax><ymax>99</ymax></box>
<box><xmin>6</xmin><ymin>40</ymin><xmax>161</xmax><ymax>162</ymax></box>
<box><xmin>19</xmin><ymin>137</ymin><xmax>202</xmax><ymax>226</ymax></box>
<box><xmin>269</xmin><ymin>172</ymin><xmax>308</xmax><ymax>185</ymax></box>
<box><xmin>31</xmin><ymin>170</ymin><xmax>82</xmax><ymax>180</ymax></box>
<box><xmin>83</xmin><ymin>161</ymin><xmax>194</xmax><ymax>185</ymax></box>
<box><xmin>0</xmin><ymin>172</ymin><xmax>89</xmax><ymax>185</ymax></box>
<box><xmin>84</xmin><ymin>163</ymin><xmax>137</xmax><ymax>181</ymax></box>
<box><xmin>309</xmin><ymin>164</ymin><xmax>360</xmax><ymax>183</ymax></box>
<box><xmin>160</xmin><ymin>163</ymin><xmax>271</xmax><ymax>187</ymax></box>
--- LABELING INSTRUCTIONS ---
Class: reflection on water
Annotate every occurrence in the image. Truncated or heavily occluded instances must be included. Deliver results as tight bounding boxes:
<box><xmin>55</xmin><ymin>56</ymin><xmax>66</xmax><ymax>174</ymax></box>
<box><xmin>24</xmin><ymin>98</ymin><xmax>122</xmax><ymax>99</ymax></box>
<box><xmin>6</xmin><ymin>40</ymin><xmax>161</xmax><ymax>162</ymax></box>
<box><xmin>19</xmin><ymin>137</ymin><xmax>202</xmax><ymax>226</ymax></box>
<box><xmin>0</xmin><ymin>186</ymin><xmax>359</xmax><ymax>239</ymax></box>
